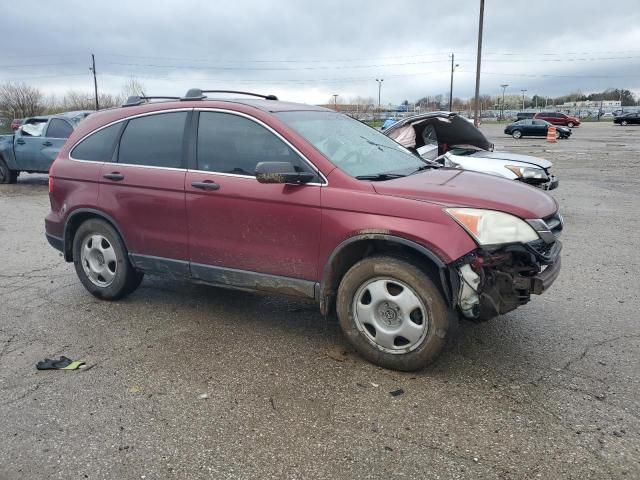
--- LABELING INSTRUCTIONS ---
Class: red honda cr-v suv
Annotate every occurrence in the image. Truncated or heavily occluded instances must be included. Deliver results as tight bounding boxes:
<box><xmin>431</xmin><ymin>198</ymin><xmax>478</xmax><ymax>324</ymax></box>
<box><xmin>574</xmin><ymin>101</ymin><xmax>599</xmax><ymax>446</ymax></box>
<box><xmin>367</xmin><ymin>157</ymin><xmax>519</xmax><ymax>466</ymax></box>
<box><xmin>45</xmin><ymin>89</ymin><xmax>563</xmax><ymax>371</ymax></box>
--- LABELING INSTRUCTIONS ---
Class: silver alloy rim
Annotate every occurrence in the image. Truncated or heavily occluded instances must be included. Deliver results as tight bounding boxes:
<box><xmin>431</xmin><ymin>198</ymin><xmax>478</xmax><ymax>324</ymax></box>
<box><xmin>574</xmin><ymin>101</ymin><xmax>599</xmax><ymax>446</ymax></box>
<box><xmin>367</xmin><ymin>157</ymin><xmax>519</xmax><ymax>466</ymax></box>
<box><xmin>80</xmin><ymin>234</ymin><xmax>117</xmax><ymax>287</ymax></box>
<box><xmin>513</xmin><ymin>131</ymin><xmax>521</xmax><ymax>138</ymax></box>
<box><xmin>622</xmin><ymin>121</ymin><xmax>628</xmax><ymax>125</ymax></box>
<box><xmin>352</xmin><ymin>277</ymin><xmax>429</xmax><ymax>354</ymax></box>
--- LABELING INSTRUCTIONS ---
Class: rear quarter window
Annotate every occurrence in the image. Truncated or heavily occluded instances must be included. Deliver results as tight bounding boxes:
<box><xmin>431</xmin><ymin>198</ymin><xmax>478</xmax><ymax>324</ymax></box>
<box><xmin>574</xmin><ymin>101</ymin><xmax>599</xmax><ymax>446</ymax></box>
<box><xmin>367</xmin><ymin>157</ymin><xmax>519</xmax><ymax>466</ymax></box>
<box><xmin>71</xmin><ymin>123</ymin><xmax>122</xmax><ymax>162</ymax></box>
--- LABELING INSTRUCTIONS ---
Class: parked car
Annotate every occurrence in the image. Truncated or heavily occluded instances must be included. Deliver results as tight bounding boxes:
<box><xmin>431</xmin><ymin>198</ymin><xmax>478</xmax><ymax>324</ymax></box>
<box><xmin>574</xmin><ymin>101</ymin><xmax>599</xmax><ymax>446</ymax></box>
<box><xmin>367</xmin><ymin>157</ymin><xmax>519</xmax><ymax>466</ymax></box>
<box><xmin>0</xmin><ymin>111</ymin><xmax>92</xmax><ymax>183</ymax></box>
<box><xmin>504</xmin><ymin>119</ymin><xmax>572</xmax><ymax>140</ymax></box>
<box><xmin>384</xmin><ymin>112</ymin><xmax>558</xmax><ymax>190</ymax></box>
<box><xmin>381</xmin><ymin>117</ymin><xmax>399</xmax><ymax>130</ymax></box>
<box><xmin>515</xmin><ymin>112</ymin><xmax>536</xmax><ymax>122</ymax></box>
<box><xmin>614</xmin><ymin>112</ymin><xmax>640</xmax><ymax>125</ymax></box>
<box><xmin>10</xmin><ymin>118</ymin><xmax>24</xmax><ymax>131</ymax></box>
<box><xmin>534</xmin><ymin>112</ymin><xmax>580</xmax><ymax>127</ymax></box>
<box><xmin>45</xmin><ymin>90</ymin><xmax>562</xmax><ymax>371</ymax></box>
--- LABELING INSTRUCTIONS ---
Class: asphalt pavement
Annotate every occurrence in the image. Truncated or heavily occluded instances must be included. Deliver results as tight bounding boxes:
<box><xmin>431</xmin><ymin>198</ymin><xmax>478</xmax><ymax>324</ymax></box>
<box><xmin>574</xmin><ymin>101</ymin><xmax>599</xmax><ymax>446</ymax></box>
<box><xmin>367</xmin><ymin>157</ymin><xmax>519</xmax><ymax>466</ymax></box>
<box><xmin>1</xmin><ymin>121</ymin><xmax>638</xmax><ymax>479</ymax></box>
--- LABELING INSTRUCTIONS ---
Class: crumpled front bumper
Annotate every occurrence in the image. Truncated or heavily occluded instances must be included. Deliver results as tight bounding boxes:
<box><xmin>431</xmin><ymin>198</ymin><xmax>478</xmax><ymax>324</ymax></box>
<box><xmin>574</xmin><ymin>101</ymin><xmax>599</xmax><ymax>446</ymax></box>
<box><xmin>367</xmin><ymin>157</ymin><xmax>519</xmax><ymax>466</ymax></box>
<box><xmin>452</xmin><ymin>238</ymin><xmax>562</xmax><ymax>321</ymax></box>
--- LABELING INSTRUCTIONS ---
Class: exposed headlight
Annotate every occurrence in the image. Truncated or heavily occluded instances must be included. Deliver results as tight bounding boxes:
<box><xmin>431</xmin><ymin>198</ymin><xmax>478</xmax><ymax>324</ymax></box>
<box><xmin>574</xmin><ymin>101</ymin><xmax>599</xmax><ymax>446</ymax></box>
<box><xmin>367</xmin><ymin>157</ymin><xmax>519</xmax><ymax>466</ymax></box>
<box><xmin>445</xmin><ymin>208</ymin><xmax>540</xmax><ymax>245</ymax></box>
<box><xmin>505</xmin><ymin>165</ymin><xmax>549</xmax><ymax>181</ymax></box>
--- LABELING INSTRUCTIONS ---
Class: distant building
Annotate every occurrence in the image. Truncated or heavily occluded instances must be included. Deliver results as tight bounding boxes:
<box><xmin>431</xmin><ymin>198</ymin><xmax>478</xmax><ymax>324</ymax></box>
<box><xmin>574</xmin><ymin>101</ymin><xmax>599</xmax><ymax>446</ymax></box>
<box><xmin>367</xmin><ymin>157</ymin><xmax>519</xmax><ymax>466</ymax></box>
<box><xmin>559</xmin><ymin>100</ymin><xmax>621</xmax><ymax>108</ymax></box>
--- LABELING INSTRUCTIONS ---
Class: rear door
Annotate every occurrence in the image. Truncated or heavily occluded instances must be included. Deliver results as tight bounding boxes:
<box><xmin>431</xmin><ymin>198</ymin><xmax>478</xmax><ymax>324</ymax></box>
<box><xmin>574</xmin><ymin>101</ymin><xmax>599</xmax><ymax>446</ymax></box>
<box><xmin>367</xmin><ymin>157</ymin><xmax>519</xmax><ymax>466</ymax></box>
<box><xmin>185</xmin><ymin>109</ymin><xmax>322</xmax><ymax>291</ymax></box>
<box><xmin>98</xmin><ymin>110</ymin><xmax>191</xmax><ymax>276</ymax></box>
<box><xmin>532</xmin><ymin>120</ymin><xmax>549</xmax><ymax>136</ymax></box>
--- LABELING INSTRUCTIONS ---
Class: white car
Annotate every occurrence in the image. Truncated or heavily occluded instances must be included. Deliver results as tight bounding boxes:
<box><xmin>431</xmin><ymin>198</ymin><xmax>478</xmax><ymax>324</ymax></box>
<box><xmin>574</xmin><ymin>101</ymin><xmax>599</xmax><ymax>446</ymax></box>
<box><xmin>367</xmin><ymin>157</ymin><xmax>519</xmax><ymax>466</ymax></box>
<box><xmin>383</xmin><ymin>112</ymin><xmax>558</xmax><ymax>190</ymax></box>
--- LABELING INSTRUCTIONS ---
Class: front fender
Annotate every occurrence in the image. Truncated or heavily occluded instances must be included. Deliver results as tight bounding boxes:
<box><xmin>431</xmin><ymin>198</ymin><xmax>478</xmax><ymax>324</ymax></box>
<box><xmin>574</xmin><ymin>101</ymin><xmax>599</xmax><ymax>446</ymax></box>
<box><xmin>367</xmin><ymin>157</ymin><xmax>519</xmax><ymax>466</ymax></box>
<box><xmin>0</xmin><ymin>135</ymin><xmax>17</xmax><ymax>169</ymax></box>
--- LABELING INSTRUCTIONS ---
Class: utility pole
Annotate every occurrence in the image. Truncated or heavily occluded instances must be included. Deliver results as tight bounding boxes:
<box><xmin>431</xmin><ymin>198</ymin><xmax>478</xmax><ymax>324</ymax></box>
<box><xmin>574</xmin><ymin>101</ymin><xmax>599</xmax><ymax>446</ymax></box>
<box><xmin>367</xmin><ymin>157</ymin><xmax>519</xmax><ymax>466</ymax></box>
<box><xmin>90</xmin><ymin>54</ymin><xmax>99</xmax><ymax>111</ymax></box>
<box><xmin>473</xmin><ymin>0</ymin><xmax>485</xmax><ymax>127</ymax></box>
<box><xmin>500</xmin><ymin>84</ymin><xmax>508</xmax><ymax>120</ymax></box>
<box><xmin>521</xmin><ymin>89</ymin><xmax>527</xmax><ymax>110</ymax></box>
<box><xmin>448</xmin><ymin>53</ymin><xmax>459</xmax><ymax>112</ymax></box>
<box><xmin>376</xmin><ymin>78</ymin><xmax>384</xmax><ymax>119</ymax></box>
<box><xmin>332</xmin><ymin>94</ymin><xmax>338</xmax><ymax>110</ymax></box>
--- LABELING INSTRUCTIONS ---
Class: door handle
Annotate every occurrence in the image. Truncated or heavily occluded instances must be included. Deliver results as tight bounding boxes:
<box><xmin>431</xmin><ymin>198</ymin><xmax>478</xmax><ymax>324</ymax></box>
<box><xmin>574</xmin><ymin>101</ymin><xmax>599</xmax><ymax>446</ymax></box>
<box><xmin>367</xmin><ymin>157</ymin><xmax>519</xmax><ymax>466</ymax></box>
<box><xmin>103</xmin><ymin>172</ymin><xmax>124</xmax><ymax>181</ymax></box>
<box><xmin>191</xmin><ymin>180</ymin><xmax>220</xmax><ymax>191</ymax></box>
<box><xmin>42</xmin><ymin>141</ymin><xmax>53</xmax><ymax>147</ymax></box>
<box><xmin>16</xmin><ymin>139</ymin><xmax>25</xmax><ymax>145</ymax></box>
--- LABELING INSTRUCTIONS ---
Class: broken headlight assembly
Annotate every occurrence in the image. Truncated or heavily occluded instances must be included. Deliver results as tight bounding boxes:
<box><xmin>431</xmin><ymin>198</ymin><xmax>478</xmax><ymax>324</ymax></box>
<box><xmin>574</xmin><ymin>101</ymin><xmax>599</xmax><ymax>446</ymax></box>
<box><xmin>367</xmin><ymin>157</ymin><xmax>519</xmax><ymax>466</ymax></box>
<box><xmin>504</xmin><ymin>165</ymin><xmax>549</xmax><ymax>182</ymax></box>
<box><xmin>445</xmin><ymin>208</ymin><xmax>540</xmax><ymax>246</ymax></box>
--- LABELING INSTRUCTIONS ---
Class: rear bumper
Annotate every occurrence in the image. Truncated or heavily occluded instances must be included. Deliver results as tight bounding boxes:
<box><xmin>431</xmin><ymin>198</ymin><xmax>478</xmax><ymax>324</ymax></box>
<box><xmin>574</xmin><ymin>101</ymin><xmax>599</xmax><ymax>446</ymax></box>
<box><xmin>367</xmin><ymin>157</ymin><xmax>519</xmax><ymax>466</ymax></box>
<box><xmin>46</xmin><ymin>233</ymin><xmax>64</xmax><ymax>253</ymax></box>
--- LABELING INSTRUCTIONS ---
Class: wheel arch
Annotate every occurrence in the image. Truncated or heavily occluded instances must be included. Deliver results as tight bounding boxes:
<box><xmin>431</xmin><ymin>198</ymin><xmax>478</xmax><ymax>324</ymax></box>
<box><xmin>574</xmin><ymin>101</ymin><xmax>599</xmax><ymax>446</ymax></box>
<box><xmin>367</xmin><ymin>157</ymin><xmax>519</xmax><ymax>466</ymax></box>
<box><xmin>63</xmin><ymin>208</ymin><xmax>129</xmax><ymax>262</ymax></box>
<box><xmin>319</xmin><ymin>234</ymin><xmax>454</xmax><ymax>316</ymax></box>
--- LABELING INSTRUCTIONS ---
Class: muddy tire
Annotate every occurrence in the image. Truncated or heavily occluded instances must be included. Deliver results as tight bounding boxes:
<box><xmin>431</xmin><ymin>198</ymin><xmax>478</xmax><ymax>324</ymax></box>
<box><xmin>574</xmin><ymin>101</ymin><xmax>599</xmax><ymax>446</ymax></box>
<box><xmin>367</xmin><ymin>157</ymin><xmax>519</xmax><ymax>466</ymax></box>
<box><xmin>336</xmin><ymin>255</ymin><xmax>450</xmax><ymax>371</ymax></box>
<box><xmin>0</xmin><ymin>158</ymin><xmax>18</xmax><ymax>184</ymax></box>
<box><xmin>72</xmin><ymin>218</ymin><xmax>143</xmax><ymax>300</ymax></box>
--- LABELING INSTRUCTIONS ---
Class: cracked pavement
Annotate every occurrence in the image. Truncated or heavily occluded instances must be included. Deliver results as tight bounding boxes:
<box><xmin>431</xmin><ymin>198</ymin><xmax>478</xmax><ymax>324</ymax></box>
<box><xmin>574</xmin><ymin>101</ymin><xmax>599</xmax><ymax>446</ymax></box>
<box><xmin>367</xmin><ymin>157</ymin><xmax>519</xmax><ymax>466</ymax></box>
<box><xmin>0</xmin><ymin>122</ymin><xmax>639</xmax><ymax>479</ymax></box>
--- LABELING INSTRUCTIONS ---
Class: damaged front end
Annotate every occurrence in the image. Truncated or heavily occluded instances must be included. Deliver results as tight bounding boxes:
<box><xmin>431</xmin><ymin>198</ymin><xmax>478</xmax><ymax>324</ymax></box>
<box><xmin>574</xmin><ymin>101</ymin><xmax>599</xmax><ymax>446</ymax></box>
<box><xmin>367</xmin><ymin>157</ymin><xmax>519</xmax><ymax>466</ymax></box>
<box><xmin>451</xmin><ymin>212</ymin><xmax>563</xmax><ymax>321</ymax></box>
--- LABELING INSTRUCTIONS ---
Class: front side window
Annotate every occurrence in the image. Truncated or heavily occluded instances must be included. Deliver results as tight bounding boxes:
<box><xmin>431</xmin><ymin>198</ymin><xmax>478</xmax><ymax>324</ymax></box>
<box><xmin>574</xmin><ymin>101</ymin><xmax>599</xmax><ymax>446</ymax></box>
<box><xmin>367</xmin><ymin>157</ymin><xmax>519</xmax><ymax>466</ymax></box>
<box><xmin>118</xmin><ymin>112</ymin><xmax>187</xmax><ymax>168</ymax></box>
<box><xmin>196</xmin><ymin>111</ymin><xmax>313</xmax><ymax>177</ymax></box>
<box><xmin>71</xmin><ymin>123</ymin><xmax>122</xmax><ymax>162</ymax></box>
<box><xmin>276</xmin><ymin>111</ymin><xmax>426</xmax><ymax>179</ymax></box>
<box><xmin>46</xmin><ymin>119</ymin><xmax>73</xmax><ymax>139</ymax></box>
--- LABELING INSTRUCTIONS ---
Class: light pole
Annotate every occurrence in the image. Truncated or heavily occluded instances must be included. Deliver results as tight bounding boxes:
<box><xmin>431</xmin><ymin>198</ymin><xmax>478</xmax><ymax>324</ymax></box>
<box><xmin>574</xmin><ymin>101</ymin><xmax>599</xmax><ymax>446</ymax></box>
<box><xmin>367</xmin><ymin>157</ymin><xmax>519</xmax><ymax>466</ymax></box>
<box><xmin>521</xmin><ymin>89</ymin><xmax>527</xmax><ymax>110</ymax></box>
<box><xmin>472</xmin><ymin>0</ymin><xmax>485</xmax><ymax>127</ymax></box>
<box><xmin>448</xmin><ymin>54</ymin><xmax>459</xmax><ymax>112</ymax></box>
<box><xmin>332</xmin><ymin>94</ymin><xmax>338</xmax><ymax>110</ymax></box>
<box><xmin>376</xmin><ymin>78</ymin><xmax>384</xmax><ymax>119</ymax></box>
<box><xmin>500</xmin><ymin>84</ymin><xmax>508</xmax><ymax>120</ymax></box>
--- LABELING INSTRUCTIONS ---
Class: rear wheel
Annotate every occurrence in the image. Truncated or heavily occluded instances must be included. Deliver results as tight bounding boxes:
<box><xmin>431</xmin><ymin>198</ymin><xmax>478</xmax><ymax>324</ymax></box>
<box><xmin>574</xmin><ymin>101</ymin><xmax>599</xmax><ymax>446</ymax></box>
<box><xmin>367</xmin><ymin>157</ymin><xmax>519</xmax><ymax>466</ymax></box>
<box><xmin>0</xmin><ymin>158</ymin><xmax>18</xmax><ymax>184</ymax></box>
<box><xmin>336</xmin><ymin>256</ymin><xmax>450</xmax><ymax>371</ymax></box>
<box><xmin>512</xmin><ymin>130</ymin><xmax>522</xmax><ymax>139</ymax></box>
<box><xmin>72</xmin><ymin>219</ymin><xmax>143</xmax><ymax>300</ymax></box>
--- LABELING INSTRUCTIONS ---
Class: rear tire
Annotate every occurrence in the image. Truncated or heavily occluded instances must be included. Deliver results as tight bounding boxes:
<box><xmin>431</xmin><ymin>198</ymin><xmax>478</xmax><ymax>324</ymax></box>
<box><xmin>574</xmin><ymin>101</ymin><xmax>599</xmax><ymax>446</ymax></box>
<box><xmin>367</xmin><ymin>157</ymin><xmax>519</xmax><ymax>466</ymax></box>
<box><xmin>512</xmin><ymin>130</ymin><xmax>522</xmax><ymax>139</ymax></box>
<box><xmin>72</xmin><ymin>219</ymin><xmax>143</xmax><ymax>300</ymax></box>
<box><xmin>336</xmin><ymin>256</ymin><xmax>450</xmax><ymax>371</ymax></box>
<box><xmin>0</xmin><ymin>158</ymin><xmax>18</xmax><ymax>184</ymax></box>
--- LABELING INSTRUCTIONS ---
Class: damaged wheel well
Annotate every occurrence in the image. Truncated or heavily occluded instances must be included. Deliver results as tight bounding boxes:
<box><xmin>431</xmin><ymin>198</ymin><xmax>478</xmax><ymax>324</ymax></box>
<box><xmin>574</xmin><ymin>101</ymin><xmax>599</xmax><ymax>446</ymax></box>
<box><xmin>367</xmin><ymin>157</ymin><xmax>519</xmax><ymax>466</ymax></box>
<box><xmin>319</xmin><ymin>235</ymin><xmax>453</xmax><ymax>316</ymax></box>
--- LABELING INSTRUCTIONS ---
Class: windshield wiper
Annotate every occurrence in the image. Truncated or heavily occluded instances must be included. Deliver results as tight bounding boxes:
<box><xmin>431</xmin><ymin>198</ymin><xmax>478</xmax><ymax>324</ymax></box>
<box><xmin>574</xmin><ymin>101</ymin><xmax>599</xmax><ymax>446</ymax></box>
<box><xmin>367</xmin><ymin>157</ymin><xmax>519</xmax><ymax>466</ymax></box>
<box><xmin>355</xmin><ymin>173</ymin><xmax>406</xmax><ymax>181</ymax></box>
<box><xmin>409</xmin><ymin>163</ymin><xmax>439</xmax><ymax>175</ymax></box>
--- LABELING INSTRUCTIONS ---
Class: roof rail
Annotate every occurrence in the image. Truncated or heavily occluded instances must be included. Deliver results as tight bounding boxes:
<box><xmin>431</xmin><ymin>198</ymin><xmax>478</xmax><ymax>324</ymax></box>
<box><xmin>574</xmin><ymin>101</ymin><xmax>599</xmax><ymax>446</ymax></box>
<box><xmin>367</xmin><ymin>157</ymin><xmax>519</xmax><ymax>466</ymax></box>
<box><xmin>181</xmin><ymin>89</ymin><xmax>278</xmax><ymax>101</ymax></box>
<box><xmin>122</xmin><ymin>95</ymin><xmax>181</xmax><ymax>107</ymax></box>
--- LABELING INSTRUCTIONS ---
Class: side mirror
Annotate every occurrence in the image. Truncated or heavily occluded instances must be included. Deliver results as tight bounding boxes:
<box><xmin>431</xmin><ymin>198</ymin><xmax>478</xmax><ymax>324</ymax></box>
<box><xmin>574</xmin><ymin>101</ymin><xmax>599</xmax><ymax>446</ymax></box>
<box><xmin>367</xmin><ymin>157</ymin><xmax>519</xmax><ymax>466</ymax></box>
<box><xmin>255</xmin><ymin>161</ymin><xmax>316</xmax><ymax>184</ymax></box>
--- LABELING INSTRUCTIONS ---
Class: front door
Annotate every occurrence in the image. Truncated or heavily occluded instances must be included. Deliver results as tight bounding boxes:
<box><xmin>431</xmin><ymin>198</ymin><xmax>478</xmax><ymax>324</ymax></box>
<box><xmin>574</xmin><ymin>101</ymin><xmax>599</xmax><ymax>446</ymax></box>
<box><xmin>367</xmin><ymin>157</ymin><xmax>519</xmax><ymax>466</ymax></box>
<box><xmin>185</xmin><ymin>110</ymin><xmax>322</xmax><ymax>294</ymax></box>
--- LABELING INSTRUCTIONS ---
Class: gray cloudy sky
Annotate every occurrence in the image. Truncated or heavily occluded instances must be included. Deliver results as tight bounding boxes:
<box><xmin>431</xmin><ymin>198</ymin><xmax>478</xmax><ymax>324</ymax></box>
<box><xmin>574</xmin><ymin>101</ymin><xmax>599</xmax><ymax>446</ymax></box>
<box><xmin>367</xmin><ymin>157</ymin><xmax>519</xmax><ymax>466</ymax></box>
<box><xmin>1</xmin><ymin>0</ymin><xmax>639</xmax><ymax>104</ymax></box>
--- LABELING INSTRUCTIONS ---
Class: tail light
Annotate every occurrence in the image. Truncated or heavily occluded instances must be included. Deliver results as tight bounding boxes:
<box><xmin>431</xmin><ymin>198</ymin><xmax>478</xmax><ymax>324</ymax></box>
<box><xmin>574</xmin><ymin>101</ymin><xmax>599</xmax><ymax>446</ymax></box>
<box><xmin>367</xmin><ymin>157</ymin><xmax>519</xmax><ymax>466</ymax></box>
<box><xmin>48</xmin><ymin>160</ymin><xmax>56</xmax><ymax>194</ymax></box>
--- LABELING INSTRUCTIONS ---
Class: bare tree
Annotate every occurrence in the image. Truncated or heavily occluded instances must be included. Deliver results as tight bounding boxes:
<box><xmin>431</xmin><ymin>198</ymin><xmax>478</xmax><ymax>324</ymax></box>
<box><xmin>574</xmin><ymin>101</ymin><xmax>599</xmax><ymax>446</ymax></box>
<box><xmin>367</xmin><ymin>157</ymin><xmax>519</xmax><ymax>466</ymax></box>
<box><xmin>0</xmin><ymin>82</ymin><xmax>45</xmax><ymax>118</ymax></box>
<box><xmin>121</xmin><ymin>77</ymin><xmax>147</xmax><ymax>99</ymax></box>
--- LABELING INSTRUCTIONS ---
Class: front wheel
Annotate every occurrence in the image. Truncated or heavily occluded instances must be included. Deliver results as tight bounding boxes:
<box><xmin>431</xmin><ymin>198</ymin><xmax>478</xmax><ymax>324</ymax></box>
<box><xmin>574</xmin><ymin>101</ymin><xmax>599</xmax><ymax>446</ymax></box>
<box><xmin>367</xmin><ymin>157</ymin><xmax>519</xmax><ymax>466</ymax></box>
<box><xmin>621</xmin><ymin>120</ymin><xmax>628</xmax><ymax>126</ymax></box>
<box><xmin>72</xmin><ymin>218</ymin><xmax>143</xmax><ymax>300</ymax></box>
<box><xmin>336</xmin><ymin>256</ymin><xmax>450</xmax><ymax>371</ymax></box>
<box><xmin>0</xmin><ymin>158</ymin><xmax>18</xmax><ymax>184</ymax></box>
<box><xmin>567</xmin><ymin>122</ymin><xmax>574</xmax><ymax>128</ymax></box>
<box><xmin>512</xmin><ymin>130</ymin><xmax>522</xmax><ymax>139</ymax></box>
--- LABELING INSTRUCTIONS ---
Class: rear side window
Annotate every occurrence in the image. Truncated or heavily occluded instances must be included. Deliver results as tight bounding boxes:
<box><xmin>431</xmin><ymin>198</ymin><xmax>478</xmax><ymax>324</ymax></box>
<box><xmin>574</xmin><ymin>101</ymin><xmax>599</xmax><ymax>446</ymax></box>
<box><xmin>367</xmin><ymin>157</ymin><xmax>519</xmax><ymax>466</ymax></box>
<box><xmin>71</xmin><ymin>123</ymin><xmax>122</xmax><ymax>162</ymax></box>
<box><xmin>118</xmin><ymin>112</ymin><xmax>187</xmax><ymax>168</ymax></box>
<box><xmin>196</xmin><ymin>111</ymin><xmax>311</xmax><ymax>176</ymax></box>
<box><xmin>46</xmin><ymin>119</ymin><xmax>73</xmax><ymax>139</ymax></box>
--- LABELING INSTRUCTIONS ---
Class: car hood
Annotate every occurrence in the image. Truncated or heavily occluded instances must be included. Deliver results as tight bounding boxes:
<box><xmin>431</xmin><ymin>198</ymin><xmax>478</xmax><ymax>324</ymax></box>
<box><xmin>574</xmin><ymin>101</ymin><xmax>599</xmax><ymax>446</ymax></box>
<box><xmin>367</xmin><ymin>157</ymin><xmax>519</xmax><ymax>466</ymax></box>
<box><xmin>469</xmin><ymin>150</ymin><xmax>552</xmax><ymax>169</ymax></box>
<box><xmin>372</xmin><ymin>168</ymin><xmax>557</xmax><ymax>219</ymax></box>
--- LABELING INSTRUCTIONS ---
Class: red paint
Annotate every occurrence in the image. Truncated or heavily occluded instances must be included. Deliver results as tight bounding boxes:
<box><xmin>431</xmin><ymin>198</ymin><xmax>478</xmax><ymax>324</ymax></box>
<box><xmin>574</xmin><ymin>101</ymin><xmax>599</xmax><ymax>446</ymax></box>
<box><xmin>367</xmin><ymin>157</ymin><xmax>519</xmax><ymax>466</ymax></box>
<box><xmin>46</xmin><ymin>99</ymin><xmax>560</xmax><ymax>282</ymax></box>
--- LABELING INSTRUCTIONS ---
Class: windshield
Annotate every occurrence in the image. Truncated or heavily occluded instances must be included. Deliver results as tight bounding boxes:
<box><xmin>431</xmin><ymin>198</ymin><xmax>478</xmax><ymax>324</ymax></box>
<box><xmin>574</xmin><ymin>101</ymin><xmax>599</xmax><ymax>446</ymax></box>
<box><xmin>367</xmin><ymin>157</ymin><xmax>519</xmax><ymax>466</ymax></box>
<box><xmin>276</xmin><ymin>111</ymin><xmax>428</xmax><ymax>179</ymax></box>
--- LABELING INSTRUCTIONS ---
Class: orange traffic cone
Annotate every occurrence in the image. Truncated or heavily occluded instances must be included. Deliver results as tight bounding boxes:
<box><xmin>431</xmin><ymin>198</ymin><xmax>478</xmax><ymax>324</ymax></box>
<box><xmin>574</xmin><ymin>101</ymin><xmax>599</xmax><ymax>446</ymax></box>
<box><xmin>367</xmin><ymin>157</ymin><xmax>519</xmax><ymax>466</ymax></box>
<box><xmin>546</xmin><ymin>125</ymin><xmax>557</xmax><ymax>143</ymax></box>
